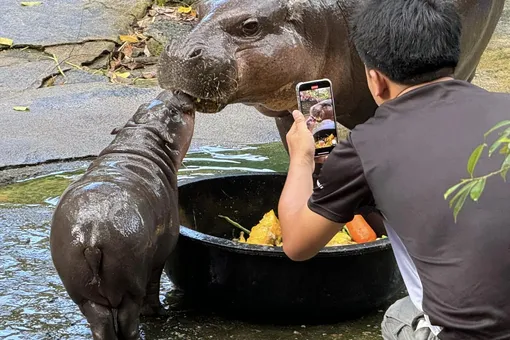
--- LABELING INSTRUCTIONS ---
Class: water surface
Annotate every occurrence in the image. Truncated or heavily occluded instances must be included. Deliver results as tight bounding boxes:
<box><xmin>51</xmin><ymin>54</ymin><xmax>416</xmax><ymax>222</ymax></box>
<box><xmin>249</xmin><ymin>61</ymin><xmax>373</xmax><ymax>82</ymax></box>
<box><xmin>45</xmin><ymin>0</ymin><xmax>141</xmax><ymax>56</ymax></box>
<box><xmin>0</xmin><ymin>143</ymin><xmax>393</xmax><ymax>339</ymax></box>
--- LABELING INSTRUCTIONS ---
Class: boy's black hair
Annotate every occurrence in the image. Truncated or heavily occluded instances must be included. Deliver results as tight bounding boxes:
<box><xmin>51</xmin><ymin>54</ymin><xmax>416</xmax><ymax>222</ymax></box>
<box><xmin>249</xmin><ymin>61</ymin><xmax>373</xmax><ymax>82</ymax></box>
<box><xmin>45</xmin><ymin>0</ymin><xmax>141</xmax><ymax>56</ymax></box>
<box><xmin>350</xmin><ymin>0</ymin><xmax>462</xmax><ymax>86</ymax></box>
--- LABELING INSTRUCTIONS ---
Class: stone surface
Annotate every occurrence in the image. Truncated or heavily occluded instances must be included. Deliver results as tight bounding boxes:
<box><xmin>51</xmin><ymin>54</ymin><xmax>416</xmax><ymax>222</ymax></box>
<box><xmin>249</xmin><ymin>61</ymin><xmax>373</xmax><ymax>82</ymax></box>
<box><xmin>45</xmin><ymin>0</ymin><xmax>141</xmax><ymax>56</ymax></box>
<box><xmin>0</xmin><ymin>49</ymin><xmax>66</xmax><ymax>92</ymax></box>
<box><xmin>0</xmin><ymin>0</ymin><xmax>151</xmax><ymax>47</ymax></box>
<box><xmin>44</xmin><ymin>41</ymin><xmax>116</xmax><ymax>67</ymax></box>
<box><xmin>0</xmin><ymin>82</ymin><xmax>280</xmax><ymax>168</ymax></box>
<box><xmin>145</xmin><ymin>19</ymin><xmax>195</xmax><ymax>48</ymax></box>
<box><xmin>48</xmin><ymin>69</ymin><xmax>110</xmax><ymax>86</ymax></box>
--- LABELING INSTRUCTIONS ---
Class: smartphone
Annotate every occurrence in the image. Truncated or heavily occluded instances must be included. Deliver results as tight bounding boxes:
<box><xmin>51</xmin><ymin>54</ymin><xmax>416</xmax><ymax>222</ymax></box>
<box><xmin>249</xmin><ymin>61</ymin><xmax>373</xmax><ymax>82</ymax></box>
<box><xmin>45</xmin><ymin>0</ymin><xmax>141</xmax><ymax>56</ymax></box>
<box><xmin>296</xmin><ymin>78</ymin><xmax>338</xmax><ymax>156</ymax></box>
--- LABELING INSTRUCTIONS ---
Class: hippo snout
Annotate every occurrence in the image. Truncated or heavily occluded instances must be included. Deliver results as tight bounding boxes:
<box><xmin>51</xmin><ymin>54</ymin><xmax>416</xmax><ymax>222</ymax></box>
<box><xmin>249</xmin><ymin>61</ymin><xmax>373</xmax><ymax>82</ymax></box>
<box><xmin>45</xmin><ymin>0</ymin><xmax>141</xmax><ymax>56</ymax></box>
<box><xmin>158</xmin><ymin>38</ymin><xmax>238</xmax><ymax>113</ymax></box>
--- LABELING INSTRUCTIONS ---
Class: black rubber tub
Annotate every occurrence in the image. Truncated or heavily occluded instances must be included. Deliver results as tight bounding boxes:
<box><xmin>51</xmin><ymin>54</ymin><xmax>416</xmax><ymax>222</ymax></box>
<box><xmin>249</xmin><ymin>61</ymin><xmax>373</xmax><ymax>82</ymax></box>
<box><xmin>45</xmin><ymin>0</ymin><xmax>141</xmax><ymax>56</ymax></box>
<box><xmin>165</xmin><ymin>173</ymin><xmax>404</xmax><ymax>323</ymax></box>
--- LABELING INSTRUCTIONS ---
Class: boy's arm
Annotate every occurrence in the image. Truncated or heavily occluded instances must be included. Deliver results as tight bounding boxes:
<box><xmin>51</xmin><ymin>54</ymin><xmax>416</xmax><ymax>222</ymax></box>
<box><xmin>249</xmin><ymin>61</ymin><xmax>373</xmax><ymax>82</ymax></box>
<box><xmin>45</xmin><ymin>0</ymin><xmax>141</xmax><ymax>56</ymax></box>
<box><xmin>279</xmin><ymin>111</ymin><xmax>375</xmax><ymax>261</ymax></box>
<box><xmin>278</xmin><ymin>156</ymin><xmax>344</xmax><ymax>261</ymax></box>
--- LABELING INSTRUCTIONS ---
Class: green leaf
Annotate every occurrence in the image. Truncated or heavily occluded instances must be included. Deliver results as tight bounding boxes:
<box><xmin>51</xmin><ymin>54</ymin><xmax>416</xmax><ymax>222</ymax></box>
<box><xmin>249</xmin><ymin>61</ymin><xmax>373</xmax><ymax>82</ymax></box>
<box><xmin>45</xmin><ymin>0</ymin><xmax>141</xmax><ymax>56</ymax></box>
<box><xmin>469</xmin><ymin>178</ymin><xmax>486</xmax><ymax>202</ymax></box>
<box><xmin>13</xmin><ymin>106</ymin><xmax>29</xmax><ymax>111</ymax></box>
<box><xmin>500</xmin><ymin>154</ymin><xmax>510</xmax><ymax>175</ymax></box>
<box><xmin>452</xmin><ymin>182</ymin><xmax>477</xmax><ymax>222</ymax></box>
<box><xmin>448</xmin><ymin>181</ymin><xmax>474</xmax><ymax>209</ymax></box>
<box><xmin>21</xmin><ymin>1</ymin><xmax>42</xmax><ymax>6</ymax></box>
<box><xmin>444</xmin><ymin>180</ymin><xmax>465</xmax><ymax>200</ymax></box>
<box><xmin>489</xmin><ymin>132</ymin><xmax>510</xmax><ymax>157</ymax></box>
<box><xmin>499</xmin><ymin>144</ymin><xmax>509</xmax><ymax>155</ymax></box>
<box><xmin>484</xmin><ymin>120</ymin><xmax>510</xmax><ymax>138</ymax></box>
<box><xmin>453</xmin><ymin>188</ymin><xmax>470</xmax><ymax>223</ymax></box>
<box><xmin>467</xmin><ymin>144</ymin><xmax>486</xmax><ymax>177</ymax></box>
<box><xmin>502</xmin><ymin>168</ymin><xmax>509</xmax><ymax>182</ymax></box>
<box><xmin>0</xmin><ymin>37</ymin><xmax>13</xmax><ymax>47</ymax></box>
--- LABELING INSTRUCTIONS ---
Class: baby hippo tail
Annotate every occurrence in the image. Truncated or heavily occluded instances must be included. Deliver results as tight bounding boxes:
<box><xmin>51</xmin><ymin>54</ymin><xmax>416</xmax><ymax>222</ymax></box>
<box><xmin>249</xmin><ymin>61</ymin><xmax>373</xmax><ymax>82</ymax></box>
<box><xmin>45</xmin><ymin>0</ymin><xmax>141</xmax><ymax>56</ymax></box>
<box><xmin>84</xmin><ymin>247</ymin><xmax>102</xmax><ymax>286</ymax></box>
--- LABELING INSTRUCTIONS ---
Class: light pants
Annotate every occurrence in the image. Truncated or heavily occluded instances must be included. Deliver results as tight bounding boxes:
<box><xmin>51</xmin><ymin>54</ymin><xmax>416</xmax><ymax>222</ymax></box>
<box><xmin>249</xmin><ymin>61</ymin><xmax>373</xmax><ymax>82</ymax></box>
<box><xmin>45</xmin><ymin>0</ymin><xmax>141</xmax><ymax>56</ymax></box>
<box><xmin>381</xmin><ymin>296</ymin><xmax>439</xmax><ymax>340</ymax></box>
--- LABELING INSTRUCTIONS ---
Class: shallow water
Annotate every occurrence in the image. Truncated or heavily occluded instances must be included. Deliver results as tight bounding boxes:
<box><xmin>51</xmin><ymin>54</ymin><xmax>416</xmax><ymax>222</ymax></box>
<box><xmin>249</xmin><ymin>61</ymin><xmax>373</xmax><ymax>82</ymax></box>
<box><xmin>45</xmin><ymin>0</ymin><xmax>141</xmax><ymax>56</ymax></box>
<box><xmin>0</xmin><ymin>142</ymin><xmax>398</xmax><ymax>340</ymax></box>
<box><xmin>0</xmin><ymin>143</ymin><xmax>289</xmax><ymax>206</ymax></box>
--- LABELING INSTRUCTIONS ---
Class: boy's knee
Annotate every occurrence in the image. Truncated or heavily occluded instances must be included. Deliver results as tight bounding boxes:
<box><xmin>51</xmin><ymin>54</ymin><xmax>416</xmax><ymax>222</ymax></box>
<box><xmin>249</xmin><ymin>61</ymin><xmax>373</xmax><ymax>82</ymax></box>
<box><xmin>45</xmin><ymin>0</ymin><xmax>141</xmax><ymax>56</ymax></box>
<box><xmin>381</xmin><ymin>297</ymin><xmax>420</xmax><ymax>339</ymax></box>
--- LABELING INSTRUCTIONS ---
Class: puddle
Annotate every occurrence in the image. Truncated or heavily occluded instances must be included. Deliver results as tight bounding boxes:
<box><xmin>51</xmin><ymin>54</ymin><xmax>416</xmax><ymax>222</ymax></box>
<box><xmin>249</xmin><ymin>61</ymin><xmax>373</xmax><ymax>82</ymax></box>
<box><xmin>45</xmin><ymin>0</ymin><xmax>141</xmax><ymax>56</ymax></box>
<box><xmin>0</xmin><ymin>142</ymin><xmax>398</xmax><ymax>339</ymax></box>
<box><xmin>0</xmin><ymin>143</ymin><xmax>289</xmax><ymax>206</ymax></box>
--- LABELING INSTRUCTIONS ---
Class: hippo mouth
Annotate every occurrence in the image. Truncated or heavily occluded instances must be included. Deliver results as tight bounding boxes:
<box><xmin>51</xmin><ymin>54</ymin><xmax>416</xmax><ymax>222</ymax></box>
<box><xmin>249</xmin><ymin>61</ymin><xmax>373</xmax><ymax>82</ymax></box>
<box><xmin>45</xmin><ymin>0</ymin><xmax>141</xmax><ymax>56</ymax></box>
<box><xmin>167</xmin><ymin>89</ymin><xmax>229</xmax><ymax>114</ymax></box>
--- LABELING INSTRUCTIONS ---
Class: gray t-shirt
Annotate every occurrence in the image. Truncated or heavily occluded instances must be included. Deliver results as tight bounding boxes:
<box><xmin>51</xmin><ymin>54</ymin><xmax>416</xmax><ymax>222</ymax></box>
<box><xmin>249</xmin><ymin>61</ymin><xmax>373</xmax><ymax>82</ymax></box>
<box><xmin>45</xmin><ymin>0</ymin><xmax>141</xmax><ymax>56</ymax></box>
<box><xmin>308</xmin><ymin>80</ymin><xmax>510</xmax><ymax>340</ymax></box>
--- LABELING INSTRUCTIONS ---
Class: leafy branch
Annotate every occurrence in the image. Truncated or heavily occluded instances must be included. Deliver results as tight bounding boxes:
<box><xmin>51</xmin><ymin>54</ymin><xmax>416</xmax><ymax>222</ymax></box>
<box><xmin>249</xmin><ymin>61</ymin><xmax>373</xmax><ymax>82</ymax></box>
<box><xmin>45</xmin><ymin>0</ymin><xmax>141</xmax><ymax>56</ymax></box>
<box><xmin>444</xmin><ymin>120</ymin><xmax>510</xmax><ymax>222</ymax></box>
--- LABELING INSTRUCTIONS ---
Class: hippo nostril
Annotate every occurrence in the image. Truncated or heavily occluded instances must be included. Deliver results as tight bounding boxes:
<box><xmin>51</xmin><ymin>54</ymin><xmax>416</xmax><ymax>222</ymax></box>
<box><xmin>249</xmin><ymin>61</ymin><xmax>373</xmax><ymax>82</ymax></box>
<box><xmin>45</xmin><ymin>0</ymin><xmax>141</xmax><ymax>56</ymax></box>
<box><xmin>188</xmin><ymin>48</ymin><xmax>203</xmax><ymax>59</ymax></box>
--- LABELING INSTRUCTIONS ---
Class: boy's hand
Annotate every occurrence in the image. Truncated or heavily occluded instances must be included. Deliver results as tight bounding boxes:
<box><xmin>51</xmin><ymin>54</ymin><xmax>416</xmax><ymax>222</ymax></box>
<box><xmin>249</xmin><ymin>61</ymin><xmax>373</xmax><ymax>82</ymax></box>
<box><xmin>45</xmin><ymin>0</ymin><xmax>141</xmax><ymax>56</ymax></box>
<box><xmin>287</xmin><ymin>110</ymin><xmax>315</xmax><ymax>170</ymax></box>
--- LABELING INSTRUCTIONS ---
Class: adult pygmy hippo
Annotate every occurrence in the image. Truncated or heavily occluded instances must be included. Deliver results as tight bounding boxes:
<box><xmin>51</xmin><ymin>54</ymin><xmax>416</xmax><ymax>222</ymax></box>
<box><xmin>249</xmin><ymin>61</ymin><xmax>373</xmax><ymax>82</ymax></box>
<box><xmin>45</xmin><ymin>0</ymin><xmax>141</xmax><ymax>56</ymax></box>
<box><xmin>158</xmin><ymin>0</ymin><xmax>504</xmax><ymax>149</ymax></box>
<box><xmin>50</xmin><ymin>91</ymin><xmax>195</xmax><ymax>340</ymax></box>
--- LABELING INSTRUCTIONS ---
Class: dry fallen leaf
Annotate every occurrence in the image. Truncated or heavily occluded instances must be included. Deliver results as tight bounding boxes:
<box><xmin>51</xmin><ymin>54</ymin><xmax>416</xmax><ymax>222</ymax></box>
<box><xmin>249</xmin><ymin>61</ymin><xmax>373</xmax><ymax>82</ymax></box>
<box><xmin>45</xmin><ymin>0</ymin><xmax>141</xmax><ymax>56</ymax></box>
<box><xmin>13</xmin><ymin>106</ymin><xmax>30</xmax><ymax>111</ymax></box>
<box><xmin>191</xmin><ymin>9</ymin><xmax>197</xmax><ymax>17</ymax></box>
<box><xmin>157</xmin><ymin>7</ymin><xmax>175</xmax><ymax>14</ymax></box>
<box><xmin>21</xmin><ymin>1</ymin><xmax>42</xmax><ymax>6</ymax></box>
<box><xmin>119</xmin><ymin>35</ymin><xmax>139</xmax><ymax>43</ymax></box>
<box><xmin>142</xmin><ymin>71</ymin><xmax>156</xmax><ymax>79</ymax></box>
<box><xmin>123</xmin><ymin>44</ymin><xmax>134</xmax><ymax>58</ymax></box>
<box><xmin>143</xmin><ymin>45</ymin><xmax>151</xmax><ymax>57</ymax></box>
<box><xmin>123</xmin><ymin>62</ymin><xmax>143</xmax><ymax>70</ymax></box>
<box><xmin>177</xmin><ymin>6</ymin><xmax>192</xmax><ymax>14</ymax></box>
<box><xmin>136</xmin><ymin>32</ymin><xmax>148</xmax><ymax>41</ymax></box>
<box><xmin>0</xmin><ymin>37</ymin><xmax>14</xmax><ymax>47</ymax></box>
<box><xmin>115</xmin><ymin>71</ymin><xmax>131</xmax><ymax>79</ymax></box>
<box><xmin>109</xmin><ymin>57</ymin><xmax>122</xmax><ymax>71</ymax></box>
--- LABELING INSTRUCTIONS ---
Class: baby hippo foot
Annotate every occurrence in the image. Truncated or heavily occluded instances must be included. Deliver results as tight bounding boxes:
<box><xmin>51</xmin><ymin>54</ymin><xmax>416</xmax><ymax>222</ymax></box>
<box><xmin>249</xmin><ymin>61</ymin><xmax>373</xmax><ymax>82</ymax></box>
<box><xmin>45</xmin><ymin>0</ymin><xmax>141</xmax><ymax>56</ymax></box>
<box><xmin>141</xmin><ymin>275</ymin><xmax>169</xmax><ymax>317</ymax></box>
<box><xmin>140</xmin><ymin>302</ymin><xmax>169</xmax><ymax>317</ymax></box>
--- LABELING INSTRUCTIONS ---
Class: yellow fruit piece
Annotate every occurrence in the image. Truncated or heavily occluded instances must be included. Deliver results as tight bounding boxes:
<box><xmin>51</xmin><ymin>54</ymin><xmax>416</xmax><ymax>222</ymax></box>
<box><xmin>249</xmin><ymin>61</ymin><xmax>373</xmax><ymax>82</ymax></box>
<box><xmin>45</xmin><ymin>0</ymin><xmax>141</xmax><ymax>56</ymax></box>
<box><xmin>326</xmin><ymin>230</ymin><xmax>356</xmax><ymax>246</ymax></box>
<box><xmin>246</xmin><ymin>209</ymin><xmax>282</xmax><ymax>246</ymax></box>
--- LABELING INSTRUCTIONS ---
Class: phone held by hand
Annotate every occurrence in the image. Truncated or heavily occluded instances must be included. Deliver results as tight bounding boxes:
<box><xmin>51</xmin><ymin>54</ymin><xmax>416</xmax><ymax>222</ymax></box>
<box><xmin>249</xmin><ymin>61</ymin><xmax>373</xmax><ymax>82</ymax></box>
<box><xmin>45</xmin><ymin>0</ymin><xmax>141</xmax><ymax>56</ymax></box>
<box><xmin>296</xmin><ymin>78</ymin><xmax>339</xmax><ymax>157</ymax></box>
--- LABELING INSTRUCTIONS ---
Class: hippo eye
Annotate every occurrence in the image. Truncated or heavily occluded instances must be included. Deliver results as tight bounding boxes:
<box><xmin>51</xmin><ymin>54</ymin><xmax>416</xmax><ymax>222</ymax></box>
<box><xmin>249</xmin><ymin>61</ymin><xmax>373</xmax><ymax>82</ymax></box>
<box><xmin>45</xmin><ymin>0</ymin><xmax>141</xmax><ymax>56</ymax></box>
<box><xmin>241</xmin><ymin>19</ymin><xmax>260</xmax><ymax>36</ymax></box>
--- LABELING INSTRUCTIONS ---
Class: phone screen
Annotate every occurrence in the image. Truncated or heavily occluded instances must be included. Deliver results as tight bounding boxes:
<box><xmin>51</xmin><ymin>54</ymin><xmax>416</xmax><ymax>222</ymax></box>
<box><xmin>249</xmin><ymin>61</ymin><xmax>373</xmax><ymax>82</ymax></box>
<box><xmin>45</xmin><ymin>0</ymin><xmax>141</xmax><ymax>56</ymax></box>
<box><xmin>297</xmin><ymin>80</ymin><xmax>338</xmax><ymax>156</ymax></box>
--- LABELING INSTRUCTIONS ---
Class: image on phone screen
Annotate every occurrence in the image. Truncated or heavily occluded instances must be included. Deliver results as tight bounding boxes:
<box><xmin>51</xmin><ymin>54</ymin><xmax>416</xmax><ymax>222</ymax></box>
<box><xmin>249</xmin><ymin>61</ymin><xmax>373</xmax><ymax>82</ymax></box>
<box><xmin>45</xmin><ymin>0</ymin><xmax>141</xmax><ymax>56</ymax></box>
<box><xmin>298</xmin><ymin>83</ymin><xmax>338</xmax><ymax>155</ymax></box>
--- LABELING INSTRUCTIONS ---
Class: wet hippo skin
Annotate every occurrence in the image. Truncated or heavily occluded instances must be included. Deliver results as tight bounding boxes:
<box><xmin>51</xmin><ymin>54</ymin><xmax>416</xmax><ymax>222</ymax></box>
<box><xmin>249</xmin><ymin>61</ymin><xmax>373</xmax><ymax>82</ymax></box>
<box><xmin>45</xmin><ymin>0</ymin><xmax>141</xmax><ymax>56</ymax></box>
<box><xmin>49</xmin><ymin>91</ymin><xmax>195</xmax><ymax>340</ymax></box>
<box><xmin>158</xmin><ymin>0</ymin><xmax>505</xmax><ymax>151</ymax></box>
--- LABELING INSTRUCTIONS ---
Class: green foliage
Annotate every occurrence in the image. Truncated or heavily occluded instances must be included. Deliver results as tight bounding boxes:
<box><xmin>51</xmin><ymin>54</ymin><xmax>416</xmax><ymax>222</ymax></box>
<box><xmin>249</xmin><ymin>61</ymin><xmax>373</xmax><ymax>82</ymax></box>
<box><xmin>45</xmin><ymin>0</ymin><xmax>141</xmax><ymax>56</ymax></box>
<box><xmin>444</xmin><ymin>121</ymin><xmax>510</xmax><ymax>222</ymax></box>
